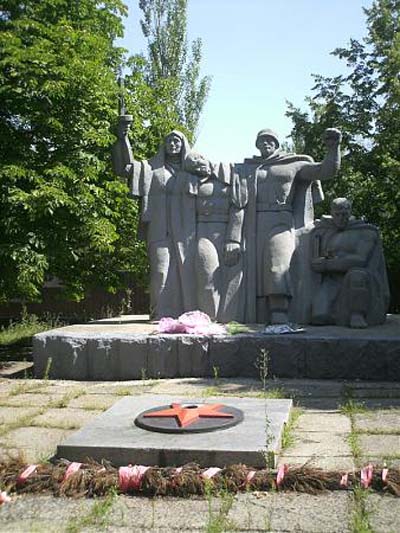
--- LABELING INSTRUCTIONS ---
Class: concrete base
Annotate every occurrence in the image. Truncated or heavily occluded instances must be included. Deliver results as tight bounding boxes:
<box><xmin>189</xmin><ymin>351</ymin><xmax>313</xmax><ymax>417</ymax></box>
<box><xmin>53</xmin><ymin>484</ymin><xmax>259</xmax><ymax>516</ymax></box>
<box><xmin>57</xmin><ymin>395</ymin><xmax>292</xmax><ymax>468</ymax></box>
<box><xmin>33</xmin><ymin>314</ymin><xmax>400</xmax><ymax>381</ymax></box>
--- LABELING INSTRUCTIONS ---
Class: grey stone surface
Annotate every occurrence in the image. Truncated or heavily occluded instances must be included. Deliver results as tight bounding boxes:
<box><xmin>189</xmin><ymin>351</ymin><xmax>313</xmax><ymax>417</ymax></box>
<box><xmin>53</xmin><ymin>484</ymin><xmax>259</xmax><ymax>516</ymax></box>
<box><xmin>295</xmin><ymin>412</ymin><xmax>351</xmax><ymax>433</ymax></box>
<box><xmin>57</xmin><ymin>395</ymin><xmax>292</xmax><ymax>468</ymax></box>
<box><xmin>0</xmin><ymin>406</ymin><xmax>40</xmax><ymax>425</ymax></box>
<box><xmin>229</xmin><ymin>492</ymin><xmax>352</xmax><ymax>532</ymax></box>
<box><xmin>277</xmin><ymin>454</ymin><xmax>355</xmax><ymax>470</ymax></box>
<box><xmin>308</xmin><ymin>198</ymin><xmax>389</xmax><ymax>328</ymax></box>
<box><xmin>112</xmin><ymin>113</ymin><xmax>343</xmax><ymax>327</ymax></box>
<box><xmin>282</xmin><ymin>431</ymin><xmax>352</xmax><ymax>457</ymax></box>
<box><xmin>33</xmin><ymin>314</ymin><xmax>400</xmax><ymax>380</ymax></box>
<box><xmin>359</xmin><ymin>434</ymin><xmax>400</xmax><ymax>457</ymax></box>
<box><xmin>31</xmin><ymin>408</ymin><xmax>101</xmax><ymax>429</ymax></box>
<box><xmin>3</xmin><ymin>427</ymin><xmax>73</xmax><ymax>462</ymax></box>
<box><xmin>367</xmin><ymin>493</ymin><xmax>400</xmax><ymax>533</ymax></box>
<box><xmin>354</xmin><ymin>410</ymin><xmax>400</xmax><ymax>432</ymax></box>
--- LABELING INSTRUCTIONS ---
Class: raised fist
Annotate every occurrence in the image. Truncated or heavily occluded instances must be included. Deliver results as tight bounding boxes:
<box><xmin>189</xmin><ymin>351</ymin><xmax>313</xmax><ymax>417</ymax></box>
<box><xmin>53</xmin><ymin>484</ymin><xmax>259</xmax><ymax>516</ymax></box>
<box><xmin>224</xmin><ymin>242</ymin><xmax>241</xmax><ymax>267</ymax></box>
<box><xmin>324</xmin><ymin>128</ymin><xmax>342</xmax><ymax>148</ymax></box>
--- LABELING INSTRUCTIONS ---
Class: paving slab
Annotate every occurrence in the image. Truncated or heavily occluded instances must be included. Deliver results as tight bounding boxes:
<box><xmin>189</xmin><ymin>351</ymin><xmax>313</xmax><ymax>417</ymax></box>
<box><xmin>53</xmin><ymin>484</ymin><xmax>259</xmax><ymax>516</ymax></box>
<box><xmin>295</xmin><ymin>412</ymin><xmax>351</xmax><ymax>433</ymax></box>
<box><xmin>277</xmin><ymin>455</ymin><xmax>355</xmax><ymax>470</ymax></box>
<box><xmin>354</xmin><ymin>410</ymin><xmax>400</xmax><ymax>432</ymax></box>
<box><xmin>67</xmin><ymin>393</ymin><xmax>120</xmax><ymax>411</ymax></box>
<box><xmin>0</xmin><ymin>393</ymin><xmax>63</xmax><ymax>408</ymax></box>
<box><xmin>367</xmin><ymin>493</ymin><xmax>400</xmax><ymax>533</ymax></box>
<box><xmin>228</xmin><ymin>492</ymin><xmax>353</xmax><ymax>532</ymax></box>
<box><xmin>57</xmin><ymin>395</ymin><xmax>292</xmax><ymax>468</ymax></box>
<box><xmin>359</xmin><ymin>434</ymin><xmax>400</xmax><ymax>457</ymax></box>
<box><xmin>31</xmin><ymin>408</ymin><xmax>102</xmax><ymax>429</ymax></box>
<box><xmin>109</xmin><ymin>495</ymin><xmax>220</xmax><ymax>531</ymax></box>
<box><xmin>3</xmin><ymin>426</ymin><xmax>73</xmax><ymax>462</ymax></box>
<box><xmin>283</xmin><ymin>430</ymin><xmax>352</xmax><ymax>457</ymax></box>
<box><xmin>0</xmin><ymin>406</ymin><xmax>41</xmax><ymax>425</ymax></box>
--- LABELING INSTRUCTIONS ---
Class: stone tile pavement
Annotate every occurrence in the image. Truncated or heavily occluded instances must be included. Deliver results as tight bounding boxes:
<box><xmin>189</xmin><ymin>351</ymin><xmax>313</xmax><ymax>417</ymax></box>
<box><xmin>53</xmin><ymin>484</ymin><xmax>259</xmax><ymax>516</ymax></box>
<box><xmin>0</xmin><ymin>376</ymin><xmax>400</xmax><ymax>531</ymax></box>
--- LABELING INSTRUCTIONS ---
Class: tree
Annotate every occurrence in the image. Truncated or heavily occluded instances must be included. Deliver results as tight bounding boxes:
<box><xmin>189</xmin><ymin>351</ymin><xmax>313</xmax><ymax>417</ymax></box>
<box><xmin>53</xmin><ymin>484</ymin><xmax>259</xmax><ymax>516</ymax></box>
<box><xmin>286</xmin><ymin>0</ymin><xmax>400</xmax><ymax>310</ymax></box>
<box><xmin>136</xmin><ymin>0</ymin><xmax>211</xmax><ymax>141</ymax></box>
<box><xmin>0</xmin><ymin>0</ymin><xmax>150</xmax><ymax>302</ymax></box>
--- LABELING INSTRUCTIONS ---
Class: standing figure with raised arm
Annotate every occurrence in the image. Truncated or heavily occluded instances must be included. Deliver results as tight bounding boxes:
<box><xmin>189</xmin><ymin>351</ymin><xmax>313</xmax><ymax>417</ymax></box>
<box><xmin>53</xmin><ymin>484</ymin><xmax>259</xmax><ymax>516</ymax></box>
<box><xmin>112</xmin><ymin>112</ymin><xmax>199</xmax><ymax>319</ymax></box>
<box><xmin>238</xmin><ymin>127</ymin><xmax>342</xmax><ymax>324</ymax></box>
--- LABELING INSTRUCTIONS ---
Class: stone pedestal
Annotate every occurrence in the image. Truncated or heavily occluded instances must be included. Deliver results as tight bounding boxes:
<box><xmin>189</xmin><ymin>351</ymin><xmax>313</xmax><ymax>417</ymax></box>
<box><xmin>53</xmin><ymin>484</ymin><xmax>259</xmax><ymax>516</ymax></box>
<box><xmin>57</xmin><ymin>395</ymin><xmax>292</xmax><ymax>468</ymax></box>
<box><xmin>33</xmin><ymin>314</ymin><xmax>400</xmax><ymax>381</ymax></box>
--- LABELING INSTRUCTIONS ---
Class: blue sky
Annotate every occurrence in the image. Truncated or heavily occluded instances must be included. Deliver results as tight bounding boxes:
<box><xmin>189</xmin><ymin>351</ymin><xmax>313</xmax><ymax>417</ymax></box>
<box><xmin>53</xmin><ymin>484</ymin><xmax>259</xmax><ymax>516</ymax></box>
<box><xmin>121</xmin><ymin>0</ymin><xmax>372</xmax><ymax>162</ymax></box>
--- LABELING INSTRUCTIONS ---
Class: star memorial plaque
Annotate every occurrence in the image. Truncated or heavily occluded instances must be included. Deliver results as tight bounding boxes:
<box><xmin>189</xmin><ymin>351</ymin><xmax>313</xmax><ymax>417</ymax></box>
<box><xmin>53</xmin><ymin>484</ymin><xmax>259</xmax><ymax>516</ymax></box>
<box><xmin>135</xmin><ymin>402</ymin><xmax>244</xmax><ymax>433</ymax></box>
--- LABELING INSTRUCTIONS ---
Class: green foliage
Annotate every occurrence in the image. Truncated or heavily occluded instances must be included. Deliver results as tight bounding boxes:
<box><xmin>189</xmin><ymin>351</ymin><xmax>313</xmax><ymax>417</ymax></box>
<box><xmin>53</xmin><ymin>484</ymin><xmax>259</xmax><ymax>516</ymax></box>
<box><xmin>135</xmin><ymin>0</ymin><xmax>211</xmax><ymax>141</ymax></box>
<box><xmin>286</xmin><ymin>0</ymin><xmax>400</xmax><ymax>308</ymax></box>
<box><xmin>0</xmin><ymin>0</ymin><xmax>149</xmax><ymax>302</ymax></box>
<box><xmin>0</xmin><ymin>311</ymin><xmax>58</xmax><ymax>346</ymax></box>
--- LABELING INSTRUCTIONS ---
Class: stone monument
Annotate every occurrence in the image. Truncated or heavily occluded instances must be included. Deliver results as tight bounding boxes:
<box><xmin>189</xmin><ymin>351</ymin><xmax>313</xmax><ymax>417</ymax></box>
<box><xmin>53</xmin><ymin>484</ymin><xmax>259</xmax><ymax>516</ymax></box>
<box><xmin>308</xmin><ymin>197</ymin><xmax>390</xmax><ymax>328</ymax></box>
<box><xmin>184</xmin><ymin>152</ymin><xmax>247</xmax><ymax>322</ymax></box>
<box><xmin>236</xmin><ymin>128</ymin><xmax>342</xmax><ymax>324</ymax></box>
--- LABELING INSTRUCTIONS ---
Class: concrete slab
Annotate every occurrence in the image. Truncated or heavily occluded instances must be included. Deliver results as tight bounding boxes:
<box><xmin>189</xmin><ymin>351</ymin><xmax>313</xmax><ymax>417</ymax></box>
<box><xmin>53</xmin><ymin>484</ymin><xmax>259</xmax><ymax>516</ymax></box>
<box><xmin>57</xmin><ymin>395</ymin><xmax>292</xmax><ymax>468</ymax></box>
<box><xmin>367</xmin><ymin>494</ymin><xmax>400</xmax><ymax>533</ymax></box>
<box><xmin>295</xmin><ymin>413</ymin><xmax>351</xmax><ymax>433</ymax></box>
<box><xmin>0</xmin><ymin>393</ymin><xmax>63</xmax><ymax>408</ymax></box>
<box><xmin>0</xmin><ymin>406</ymin><xmax>40</xmax><ymax>425</ymax></box>
<box><xmin>67</xmin><ymin>393</ymin><xmax>120</xmax><ymax>411</ymax></box>
<box><xmin>31</xmin><ymin>408</ymin><xmax>101</xmax><ymax>429</ymax></box>
<box><xmin>359</xmin><ymin>434</ymin><xmax>400</xmax><ymax>457</ymax></box>
<box><xmin>277</xmin><ymin>455</ymin><xmax>355</xmax><ymax>470</ymax></box>
<box><xmin>228</xmin><ymin>492</ymin><xmax>353</xmax><ymax>532</ymax></box>
<box><xmin>33</xmin><ymin>314</ymin><xmax>400</xmax><ymax>381</ymax></box>
<box><xmin>282</xmin><ymin>431</ymin><xmax>352</xmax><ymax>457</ymax></box>
<box><xmin>3</xmin><ymin>427</ymin><xmax>73</xmax><ymax>462</ymax></box>
<box><xmin>354</xmin><ymin>410</ymin><xmax>400</xmax><ymax>432</ymax></box>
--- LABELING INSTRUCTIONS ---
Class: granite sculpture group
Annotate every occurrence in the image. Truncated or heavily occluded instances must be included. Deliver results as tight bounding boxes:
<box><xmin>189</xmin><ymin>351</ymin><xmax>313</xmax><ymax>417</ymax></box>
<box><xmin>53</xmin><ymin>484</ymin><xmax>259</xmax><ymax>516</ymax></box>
<box><xmin>112</xmin><ymin>118</ymin><xmax>390</xmax><ymax>329</ymax></box>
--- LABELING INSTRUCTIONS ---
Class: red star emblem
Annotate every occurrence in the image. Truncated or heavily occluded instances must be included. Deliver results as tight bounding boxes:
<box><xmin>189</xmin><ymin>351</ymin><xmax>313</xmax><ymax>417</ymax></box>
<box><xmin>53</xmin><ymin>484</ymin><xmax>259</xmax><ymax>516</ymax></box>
<box><xmin>143</xmin><ymin>403</ymin><xmax>234</xmax><ymax>428</ymax></box>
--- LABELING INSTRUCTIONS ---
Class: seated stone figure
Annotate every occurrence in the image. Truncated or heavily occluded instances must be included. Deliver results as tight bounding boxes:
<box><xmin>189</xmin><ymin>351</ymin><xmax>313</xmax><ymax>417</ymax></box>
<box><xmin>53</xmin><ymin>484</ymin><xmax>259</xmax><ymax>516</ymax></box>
<box><xmin>310</xmin><ymin>198</ymin><xmax>390</xmax><ymax>328</ymax></box>
<box><xmin>184</xmin><ymin>152</ymin><xmax>247</xmax><ymax>322</ymax></box>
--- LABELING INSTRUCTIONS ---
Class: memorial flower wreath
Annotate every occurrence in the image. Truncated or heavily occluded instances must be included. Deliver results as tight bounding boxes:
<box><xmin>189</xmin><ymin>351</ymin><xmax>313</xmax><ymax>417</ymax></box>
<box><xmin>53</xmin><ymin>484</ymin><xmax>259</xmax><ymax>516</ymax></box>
<box><xmin>0</xmin><ymin>457</ymin><xmax>399</xmax><ymax>503</ymax></box>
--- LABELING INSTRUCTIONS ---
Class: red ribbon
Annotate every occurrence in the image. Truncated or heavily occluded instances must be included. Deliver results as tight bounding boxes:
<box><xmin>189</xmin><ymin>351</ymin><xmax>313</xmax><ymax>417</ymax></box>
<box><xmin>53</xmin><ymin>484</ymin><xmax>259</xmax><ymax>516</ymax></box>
<box><xmin>0</xmin><ymin>491</ymin><xmax>11</xmax><ymax>505</ymax></box>
<box><xmin>118</xmin><ymin>465</ymin><xmax>150</xmax><ymax>493</ymax></box>
<box><xmin>360</xmin><ymin>464</ymin><xmax>373</xmax><ymax>489</ymax></box>
<box><xmin>63</xmin><ymin>462</ymin><xmax>82</xmax><ymax>482</ymax></box>
<box><xmin>17</xmin><ymin>465</ymin><xmax>38</xmax><ymax>485</ymax></box>
<box><xmin>276</xmin><ymin>464</ymin><xmax>288</xmax><ymax>488</ymax></box>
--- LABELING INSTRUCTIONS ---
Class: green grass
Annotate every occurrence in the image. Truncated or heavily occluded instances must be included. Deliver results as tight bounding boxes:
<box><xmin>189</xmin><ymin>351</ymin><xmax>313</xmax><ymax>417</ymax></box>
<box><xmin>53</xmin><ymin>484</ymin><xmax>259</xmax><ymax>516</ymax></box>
<box><xmin>226</xmin><ymin>321</ymin><xmax>251</xmax><ymax>335</ymax></box>
<box><xmin>340</xmin><ymin>399</ymin><xmax>368</xmax><ymax>416</ymax></box>
<box><xmin>281</xmin><ymin>407</ymin><xmax>302</xmax><ymax>450</ymax></box>
<box><xmin>351</xmin><ymin>486</ymin><xmax>374</xmax><ymax>533</ymax></box>
<box><xmin>65</xmin><ymin>489</ymin><xmax>116</xmax><ymax>533</ymax></box>
<box><xmin>0</xmin><ymin>312</ymin><xmax>60</xmax><ymax>346</ymax></box>
<box><xmin>205</xmin><ymin>485</ymin><xmax>236</xmax><ymax>533</ymax></box>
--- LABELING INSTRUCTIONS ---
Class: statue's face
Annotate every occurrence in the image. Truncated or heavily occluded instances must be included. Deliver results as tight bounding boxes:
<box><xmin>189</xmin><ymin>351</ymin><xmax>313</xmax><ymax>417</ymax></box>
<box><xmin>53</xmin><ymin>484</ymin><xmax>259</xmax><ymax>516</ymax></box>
<box><xmin>165</xmin><ymin>134</ymin><xmax>183</xmax><ymax>155</ymax></box>
<box><xmin>332</xmin><ymin>206</ymin><xmax>351</xmax><ymax>230</ymax></box>
<box><xmin>118</xmin><ymin>121</ymin><xmax>131</xmax><ymax>137</ymax></box>
<box><xmin>188</xmin><ymin>155</ymin><xmax>211</xmax><ymax>177</ymax></box>
<box><xmin>256</xmin><ymin>135</ymin><xmax>277</xmax><ymax>158</ymax></box>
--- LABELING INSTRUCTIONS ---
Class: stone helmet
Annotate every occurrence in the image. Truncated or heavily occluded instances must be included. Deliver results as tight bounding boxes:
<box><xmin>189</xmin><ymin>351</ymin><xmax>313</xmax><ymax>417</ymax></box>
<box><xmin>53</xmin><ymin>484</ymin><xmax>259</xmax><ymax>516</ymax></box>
<box><xmin>255</xmin><ymin>128</ymin><xmax>280</xmax><ymax>149</ymax></box>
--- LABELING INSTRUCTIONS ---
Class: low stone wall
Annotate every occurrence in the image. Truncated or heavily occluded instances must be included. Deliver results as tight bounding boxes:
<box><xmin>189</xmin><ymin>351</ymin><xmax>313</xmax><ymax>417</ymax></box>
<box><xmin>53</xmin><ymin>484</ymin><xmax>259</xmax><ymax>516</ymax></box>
<box><xmin>33</xmin><ymin>315</ymin><xmax>400</xmax><ymax>381</ymax></box>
